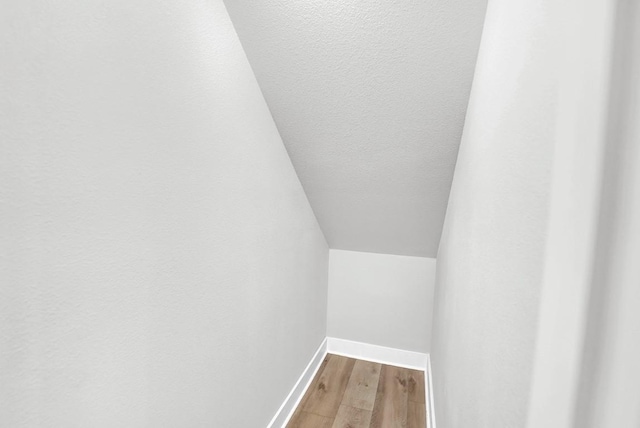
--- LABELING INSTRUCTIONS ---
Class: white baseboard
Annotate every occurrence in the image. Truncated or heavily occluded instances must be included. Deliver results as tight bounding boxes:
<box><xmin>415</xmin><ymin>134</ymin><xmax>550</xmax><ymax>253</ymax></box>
<box><xmin>326</xmin><ymin>337</ymin><xmax>428</xmax><ymax>371</ymax></box>
<box><xmin>426</xmin><ymin>355</ymin><xmax>436</xmax><ymax>428</ymax></box>
<box><xmin>266</xmin><ymin>338</ymin><xmax>328</xmax><ymax>428</ymax></box>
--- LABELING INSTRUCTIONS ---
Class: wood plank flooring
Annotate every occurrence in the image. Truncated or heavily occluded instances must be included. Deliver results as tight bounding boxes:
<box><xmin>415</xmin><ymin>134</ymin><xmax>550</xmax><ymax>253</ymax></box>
<box><xmin>287</xmin><ymin>354</ymin><xmax>426</xmax><ymax>428</ymax></box>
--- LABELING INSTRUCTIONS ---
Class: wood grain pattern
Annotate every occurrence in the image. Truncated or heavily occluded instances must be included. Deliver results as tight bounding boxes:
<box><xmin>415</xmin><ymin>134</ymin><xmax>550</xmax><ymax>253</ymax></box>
<box><xmin>407</xmin><ymin>401</ymin><xmax>426</xmax><ymax>428</ymax></box>
<box><xmin>286</xmin><ymin>354</ymin><xmax>425</xmax><ymax>428</ymax></box>
<box><xmin>370</xmin><ymin>365</ymin><xmax>409</xmax><ymax>428</ymax></box>
<box><xmin>341</xmin><ymin>360</ymin><xmax>382</xmax><ymax>411</ymax></box>
<box><xmin>288</xmin><ymin>411</ymin><xmax>334</xmax><ymax>428</ymax></box>
<box><xmin>331</xmin><ymin>405</ymin><xmax>372</xmax><ymax>428</ymax></box>
<box><xmin>301</xmin><ymin>354</ymin><xmax>356</xmax><ymax>418</ymax></box>
<box><xmin>407</xmin><ymin>370</ymin><xmax>425</xmax><ymax>404</ymax></box>
<box><xmin>296</xmin><ymin>355</ymin><xmax>331</xmax><ymax>411</ymax></box>
<box><xmin>287</xmin><ymin>355</ymin><xmax>331</xmax><ymax>428</ymax></box>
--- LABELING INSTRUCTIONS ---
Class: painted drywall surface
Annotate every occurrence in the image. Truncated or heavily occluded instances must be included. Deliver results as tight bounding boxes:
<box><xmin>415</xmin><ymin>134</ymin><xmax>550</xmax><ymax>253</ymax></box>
<box><xmin>576</xmin><ymin>3</ymin><xmax>640</xmax><ymax>425</ymax></box>
<box><xmin>224</xmin><ymin>0</ymin><xmax>487</xmax><ymax>257</ymax></box>
<box><xmin>581</xmin><ymin>22</ymin><xmax>640</xmax><ymax>423</ymax></box>
<box><xmin>327</xmin><ymin>250</ymin><xmax>436</xmax><ymax>353</ymax></box>
<box><xmin>0</xmin><ymin>1</ymin><xmax>328</xmax><ymax>427</ymax></box>
<box><xmin>525</xmin><ymin>1</ymin><xmax>640</xmax><ymax>426</ymax></box>
<box><xmin>523</xmin><ymin>0</ymin><xmax>616</xmax><ymax>426</ymax></box>
<box><xmin>429</xmin><ymin>0</ymin><xmax>558</xmax><ymax>426</ymax></box>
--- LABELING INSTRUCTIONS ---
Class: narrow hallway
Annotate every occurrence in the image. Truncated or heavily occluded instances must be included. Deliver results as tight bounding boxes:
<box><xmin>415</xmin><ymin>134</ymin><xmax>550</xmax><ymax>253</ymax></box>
<box><xmin>2</xmin><ymin>0</ymin><xmax>639</xmax><ymax>427</ymax></box>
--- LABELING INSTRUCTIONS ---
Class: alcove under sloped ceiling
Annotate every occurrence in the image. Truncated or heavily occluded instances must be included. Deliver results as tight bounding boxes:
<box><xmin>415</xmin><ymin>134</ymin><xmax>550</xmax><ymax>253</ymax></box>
<box><xmin>224</xmin><ymin>0</ymin><xmax>487</xmax><ymax>257</ymax></box>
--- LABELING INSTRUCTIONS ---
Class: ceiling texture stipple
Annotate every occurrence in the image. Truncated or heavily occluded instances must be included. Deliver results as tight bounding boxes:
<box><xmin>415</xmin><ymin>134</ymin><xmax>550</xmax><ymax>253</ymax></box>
<box><xmin>224</xmin><ymin>0</ymin><xmax>487</xmax><ymax>257</ymax></box>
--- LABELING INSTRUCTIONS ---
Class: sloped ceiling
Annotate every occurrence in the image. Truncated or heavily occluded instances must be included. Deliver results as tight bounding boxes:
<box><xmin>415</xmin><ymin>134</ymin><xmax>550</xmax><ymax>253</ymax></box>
<box><xmin>224</xmin><ymin>0</ymin><xmax>487</xmax><ymax>257</ymax></box>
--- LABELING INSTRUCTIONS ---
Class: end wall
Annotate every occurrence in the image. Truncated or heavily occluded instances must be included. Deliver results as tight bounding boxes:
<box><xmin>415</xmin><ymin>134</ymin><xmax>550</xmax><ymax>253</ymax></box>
<box><xmin>327</xmin><ymin>250</ymin><xmax>436</xmax><ymax>353</ymax></box>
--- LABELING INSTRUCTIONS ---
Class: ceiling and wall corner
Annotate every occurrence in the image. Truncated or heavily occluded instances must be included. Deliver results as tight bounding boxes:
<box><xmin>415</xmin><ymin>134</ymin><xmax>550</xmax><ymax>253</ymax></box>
<box><xmin>224</xmin><ymin>0</ymin><xmax>488</xmax><ymax>257</ymax></box>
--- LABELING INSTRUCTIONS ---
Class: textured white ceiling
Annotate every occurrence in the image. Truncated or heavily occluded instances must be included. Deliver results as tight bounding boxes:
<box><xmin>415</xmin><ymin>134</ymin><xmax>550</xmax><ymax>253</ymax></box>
<box><xmin>224</xmin><ymin>0</ymin><xmax>487</xmax><ymax>257</ymax></box>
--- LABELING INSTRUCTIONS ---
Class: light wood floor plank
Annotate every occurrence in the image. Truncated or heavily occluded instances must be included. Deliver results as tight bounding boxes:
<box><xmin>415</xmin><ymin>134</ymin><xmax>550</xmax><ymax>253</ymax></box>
<box><xmin>407</xmin><ymin>369</ymin><xmax>425</xmax><ymax>404</ymax></box>
<box><xmin>301</xmin><ymin>354</ymin><xmax>356</xmax><ymax>418</ymax></box>
<box><xmin>287</xmin><ymin>355</ymin><xmax>332</xmax><ymax>427</ymax></box>
<box><xmin>286</xmin><ymin>355</ymin><xmax>424</xmax><ymax>428</ymax></box>
<box><xmin>287</xmin><ymin>411</ymin><xmax>333</xmax><ymax>428</ymax></box>
<box><xmin>407</xmin><ymin>401</ymin><xmax>426</xmax><ymax>428</ymax></box>
<box><xmin>370</xmin><ymin>364</ymin><xmax>409</xmax><ymax>428</ymax></box>
<box><xmin>331</xmin><ymin>405</ymin><xmax>372</xmax><ymax>428</ymax></box>
<box><xmin>297</xmin><ymin>355</ymin><xmax>332</xmax><ymax>411</ymax></box>
<box><xmin>341</xmin><ymin>360</ymin><xmax>381</xmax><ymax>411</ymax></box>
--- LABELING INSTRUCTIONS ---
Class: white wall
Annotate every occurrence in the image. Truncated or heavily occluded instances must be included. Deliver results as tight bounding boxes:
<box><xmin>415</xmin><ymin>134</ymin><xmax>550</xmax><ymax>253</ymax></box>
<box><xmin>578</xmin><ymin>4</ymin><xmax>640</xmax><ymax>424</ymax></box>
<box><xmin>429</xmin><ymin>0</ymin><xmax>559</xmax><ymax>426</ymax></box>
<box><xmin>0</xmin><ymin>1</ymin><xmax>328</xmax><ymax>427</ymax></box>
<box><xmin>527</xmin><ymin>1</ymin><xmax>640</xmax><ymax>426</ymax></box>
<box><xmin>327</xmin><ymin>250</ymin><xmax>436</xmax><ymax>353</ymax></box>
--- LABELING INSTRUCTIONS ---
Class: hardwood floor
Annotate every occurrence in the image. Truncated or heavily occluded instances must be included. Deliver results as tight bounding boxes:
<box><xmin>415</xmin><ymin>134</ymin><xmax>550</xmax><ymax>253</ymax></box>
<box><xmin>287</xmin><ymin>354</ymin><xmax>426</xmax><ymax>428</ymax></box>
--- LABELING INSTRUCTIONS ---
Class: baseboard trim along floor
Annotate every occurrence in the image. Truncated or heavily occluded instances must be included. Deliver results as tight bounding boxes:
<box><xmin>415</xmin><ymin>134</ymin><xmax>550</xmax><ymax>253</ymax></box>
<box><xmin>266</xmin><ymin>338</ymin><xmax>328</xmax><ymax>428</ymax></box>
<box><xmin>426</xmin><ymin>355</ymin><xmax>436</xmax><ymax>428</ymax></box>
<box><xmin>267</xmin><ymin>336</ymin><xmax>434</xmax><ymax>427</ymax></box>
<box><xmin>327</xmin><ymin>337</ymin><xmax>428</xmax><ymax>371</ymax></box>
